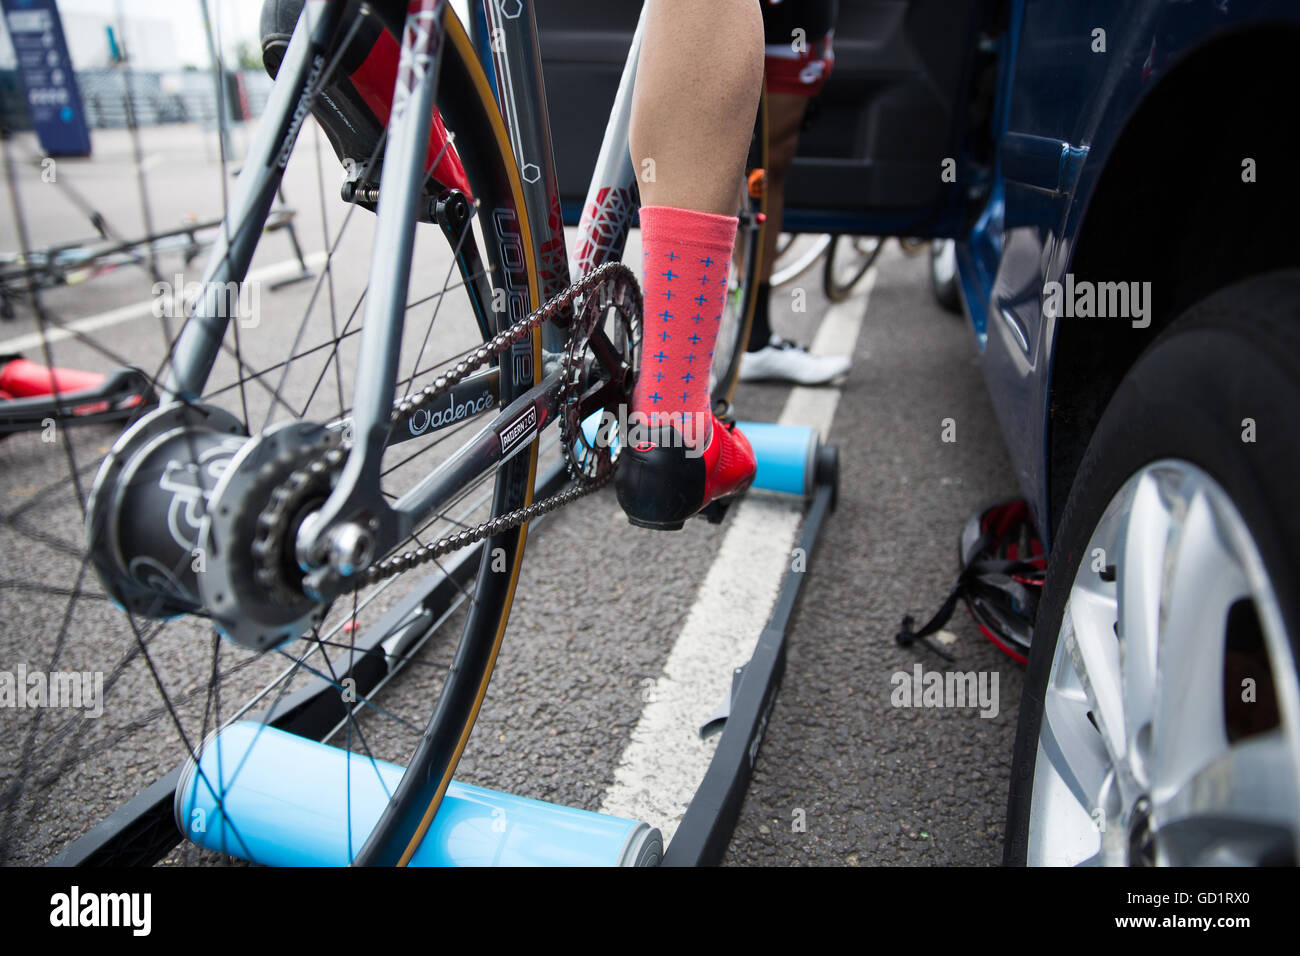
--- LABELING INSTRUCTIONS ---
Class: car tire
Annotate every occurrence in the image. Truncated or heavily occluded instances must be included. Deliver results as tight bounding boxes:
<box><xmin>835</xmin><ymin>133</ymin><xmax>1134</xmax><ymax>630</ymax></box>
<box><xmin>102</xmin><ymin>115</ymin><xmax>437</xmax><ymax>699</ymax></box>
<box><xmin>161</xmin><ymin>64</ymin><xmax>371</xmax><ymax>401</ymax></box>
<box><xmin>1004</xmin><ymin>270</ymin><xmax>1300</xmax><ymax>866</ymax></box>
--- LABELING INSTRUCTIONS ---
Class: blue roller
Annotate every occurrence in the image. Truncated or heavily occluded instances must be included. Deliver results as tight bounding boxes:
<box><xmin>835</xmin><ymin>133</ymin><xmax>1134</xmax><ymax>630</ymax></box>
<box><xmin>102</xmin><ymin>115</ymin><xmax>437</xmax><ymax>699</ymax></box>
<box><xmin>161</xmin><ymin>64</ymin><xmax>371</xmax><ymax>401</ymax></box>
<box><xmin>176</xmin><ymin>721</ymin><xmax>662</xmax><ymax>867</ymax></box>
<box><xmin>736</xmin><ymin>421</ymin><xmax>818</xmax><ymax>497</ymax></box>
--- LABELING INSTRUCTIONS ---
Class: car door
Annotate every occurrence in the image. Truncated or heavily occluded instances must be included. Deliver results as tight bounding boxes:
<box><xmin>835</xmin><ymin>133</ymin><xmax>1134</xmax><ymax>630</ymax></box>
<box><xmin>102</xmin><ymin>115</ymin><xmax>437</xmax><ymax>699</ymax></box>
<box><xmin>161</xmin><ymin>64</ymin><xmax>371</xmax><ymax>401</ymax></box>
<box><xmin>534</xmin><ymin>0</ymin><xmax>1002</xmax><ymax>238</ymax></box>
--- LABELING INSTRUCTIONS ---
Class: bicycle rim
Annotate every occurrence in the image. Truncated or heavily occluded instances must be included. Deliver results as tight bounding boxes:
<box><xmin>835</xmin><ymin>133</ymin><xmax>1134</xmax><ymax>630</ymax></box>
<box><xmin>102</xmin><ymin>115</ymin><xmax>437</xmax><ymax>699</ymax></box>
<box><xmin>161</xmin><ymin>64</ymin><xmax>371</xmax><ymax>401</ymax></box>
<box><xmin>770</xmin><ymin>233</ymin><xmax>831</xmax><ymax>288</ymax></box>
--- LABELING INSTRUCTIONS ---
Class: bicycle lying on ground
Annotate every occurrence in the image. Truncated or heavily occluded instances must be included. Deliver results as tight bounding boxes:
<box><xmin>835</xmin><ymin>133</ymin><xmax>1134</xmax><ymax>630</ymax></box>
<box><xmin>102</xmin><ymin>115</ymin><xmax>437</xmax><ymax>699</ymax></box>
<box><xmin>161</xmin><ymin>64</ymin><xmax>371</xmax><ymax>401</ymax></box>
<box><xmin>1</xmin><ymin>0</ymin><xmax>774</xmax><ymax>866</ymax></box>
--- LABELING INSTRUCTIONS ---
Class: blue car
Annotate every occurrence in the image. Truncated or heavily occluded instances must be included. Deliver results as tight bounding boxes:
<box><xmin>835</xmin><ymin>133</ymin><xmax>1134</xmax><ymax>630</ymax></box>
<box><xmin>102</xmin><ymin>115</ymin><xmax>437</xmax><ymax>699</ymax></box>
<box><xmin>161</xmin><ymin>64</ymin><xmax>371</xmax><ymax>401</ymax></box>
<box><xmin>813</xmin><ymin>0</ymin><xmax>1300</xmax><ymax>867</ymax></box>
<box><xmin>541</xmin><ymin>0</ymin><xmax>1300</xmax><ymax>866</ymax></box>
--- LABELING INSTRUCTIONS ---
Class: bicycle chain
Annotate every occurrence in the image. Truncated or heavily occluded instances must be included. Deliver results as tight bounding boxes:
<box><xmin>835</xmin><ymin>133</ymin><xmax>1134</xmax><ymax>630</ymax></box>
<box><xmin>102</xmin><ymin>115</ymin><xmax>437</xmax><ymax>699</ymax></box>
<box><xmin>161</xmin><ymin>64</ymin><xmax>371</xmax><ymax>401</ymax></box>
<box><xmin>252</xmin><ymin>261</ymin><xmax>639</xmax><ymax>595</ymax></box>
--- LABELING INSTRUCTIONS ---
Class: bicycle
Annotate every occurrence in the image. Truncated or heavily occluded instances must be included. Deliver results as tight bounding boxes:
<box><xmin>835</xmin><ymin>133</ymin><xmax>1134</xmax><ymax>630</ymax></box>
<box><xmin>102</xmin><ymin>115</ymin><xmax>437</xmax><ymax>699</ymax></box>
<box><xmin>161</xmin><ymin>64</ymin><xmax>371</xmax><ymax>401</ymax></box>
<box><xmin>768</xmin><ymin>231</ymin><xmax>884</xmax><ymax>302</ymax></box>
<box><xmin>0</xmin><ymin>0</ymin><xmax>767</xmax><ymax>866</ymax></box>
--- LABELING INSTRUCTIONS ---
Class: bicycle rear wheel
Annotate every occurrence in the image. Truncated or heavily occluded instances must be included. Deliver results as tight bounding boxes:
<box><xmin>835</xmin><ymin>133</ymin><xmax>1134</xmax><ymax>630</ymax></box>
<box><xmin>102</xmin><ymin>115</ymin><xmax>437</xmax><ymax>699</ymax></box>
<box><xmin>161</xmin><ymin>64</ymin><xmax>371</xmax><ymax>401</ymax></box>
<box><xmin>0</xmin><ymin>3</ymin><xmax>542</xmax><ymax>867</ymax></box>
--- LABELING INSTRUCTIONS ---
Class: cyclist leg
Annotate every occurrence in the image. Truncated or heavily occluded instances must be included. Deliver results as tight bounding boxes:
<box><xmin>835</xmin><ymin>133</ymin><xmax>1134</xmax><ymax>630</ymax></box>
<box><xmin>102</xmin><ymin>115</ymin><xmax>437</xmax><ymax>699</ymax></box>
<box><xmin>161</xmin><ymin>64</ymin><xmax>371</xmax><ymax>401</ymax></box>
<box><xmin>744</xmin><ymin>91</ymin><xmax>811</xmax><ymax>352</ymax></box>
<box><xmin>741</xmin><ymin>2</ymin><xmax>852</xmax><ymax>385</ymax></box>
<box><xmin>615</xmin><ymin>0</ymin><xmax>762</xmax><ymax>529</ymax></box>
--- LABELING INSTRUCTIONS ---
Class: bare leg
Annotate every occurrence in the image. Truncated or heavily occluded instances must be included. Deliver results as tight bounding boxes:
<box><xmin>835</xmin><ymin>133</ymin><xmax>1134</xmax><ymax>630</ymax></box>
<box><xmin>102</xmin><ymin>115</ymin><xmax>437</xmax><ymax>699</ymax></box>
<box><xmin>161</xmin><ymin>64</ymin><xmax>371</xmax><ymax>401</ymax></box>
<box><xmin>629</xmin><ymin>0</ymin><xmax>764</xmax><ymax>214</ymax></box>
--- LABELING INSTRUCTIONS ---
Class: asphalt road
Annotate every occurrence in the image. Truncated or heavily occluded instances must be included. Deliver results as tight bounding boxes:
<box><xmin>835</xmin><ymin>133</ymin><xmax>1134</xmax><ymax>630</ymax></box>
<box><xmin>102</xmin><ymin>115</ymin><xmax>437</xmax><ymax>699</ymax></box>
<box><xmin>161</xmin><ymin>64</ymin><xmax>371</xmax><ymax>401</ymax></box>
<box><xmin>0</xmin><ymin>124</ymin><xmax>1023</xmax><ymax>867</ymax></box>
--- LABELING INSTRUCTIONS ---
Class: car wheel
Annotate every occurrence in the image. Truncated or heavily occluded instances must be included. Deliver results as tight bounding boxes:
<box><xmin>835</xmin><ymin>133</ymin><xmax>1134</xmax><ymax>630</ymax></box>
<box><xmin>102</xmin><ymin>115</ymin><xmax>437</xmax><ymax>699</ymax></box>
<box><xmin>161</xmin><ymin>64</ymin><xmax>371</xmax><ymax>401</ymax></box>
<box><xmin>930</xmin><ymin>239</ymin><xmax>961</xmax><ymax>314</ymax></box>
<box><xmin>1005</xmin><ymin>271</ymin><xmax>1300</xmax><ymax>866</ymax></box>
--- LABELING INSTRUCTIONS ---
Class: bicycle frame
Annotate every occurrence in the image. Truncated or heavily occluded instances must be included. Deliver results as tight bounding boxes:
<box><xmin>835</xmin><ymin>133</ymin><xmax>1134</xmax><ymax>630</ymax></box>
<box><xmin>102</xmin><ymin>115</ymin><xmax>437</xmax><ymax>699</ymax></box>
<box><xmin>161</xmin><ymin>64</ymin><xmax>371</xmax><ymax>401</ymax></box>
<box><xmin>158</xmin><ymin>0</ymin><xmax>647</xmax><ymax>599</ymax></box>
<box><xmin>473</xmin><ymin>0</ymin><xmax>646</xmax><ymax>307</ymax></box>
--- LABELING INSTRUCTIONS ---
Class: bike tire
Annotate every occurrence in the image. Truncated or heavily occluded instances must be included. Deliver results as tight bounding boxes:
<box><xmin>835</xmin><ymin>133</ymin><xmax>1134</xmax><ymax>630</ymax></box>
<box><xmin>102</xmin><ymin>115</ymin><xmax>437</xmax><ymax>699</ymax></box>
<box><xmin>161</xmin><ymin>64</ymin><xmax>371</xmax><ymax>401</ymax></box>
<box><xmin>0</xmin><ymin>4</ymin><xmax>543</xmax><ymax>868</ymax></box>
<box><xmin>822</xmin><ymin>234</ymin><xmax>883</xmax><ymax>303</ymax></box>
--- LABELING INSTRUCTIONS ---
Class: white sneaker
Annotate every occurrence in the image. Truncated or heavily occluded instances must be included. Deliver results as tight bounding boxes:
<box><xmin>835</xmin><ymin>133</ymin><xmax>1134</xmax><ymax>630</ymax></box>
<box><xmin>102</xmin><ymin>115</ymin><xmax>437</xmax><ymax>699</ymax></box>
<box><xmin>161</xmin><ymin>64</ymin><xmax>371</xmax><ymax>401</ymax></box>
<box><xmin>738</xmin><ymin>336</ymin><xmax>851</xmax><ymax>385</ymax></box>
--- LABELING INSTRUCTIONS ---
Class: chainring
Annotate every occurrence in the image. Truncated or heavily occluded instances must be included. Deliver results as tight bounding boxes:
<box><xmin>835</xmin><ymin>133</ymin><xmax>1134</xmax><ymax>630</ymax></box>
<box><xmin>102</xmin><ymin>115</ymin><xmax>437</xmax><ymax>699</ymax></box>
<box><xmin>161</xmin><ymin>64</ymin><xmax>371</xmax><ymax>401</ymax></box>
<box><xmin>559</xmin><ymin>265</ymin><xmax>643</xmax><ymax>483</ymax></box>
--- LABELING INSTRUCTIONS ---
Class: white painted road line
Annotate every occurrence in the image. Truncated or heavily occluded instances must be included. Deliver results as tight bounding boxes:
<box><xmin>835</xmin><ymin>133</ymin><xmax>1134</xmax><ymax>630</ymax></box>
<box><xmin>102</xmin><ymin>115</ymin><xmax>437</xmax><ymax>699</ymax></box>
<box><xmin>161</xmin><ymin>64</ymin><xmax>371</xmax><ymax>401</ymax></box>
<box><xmin>600</xmin><ymin>272</ymin><xmax>876</xmax><ymax>843</ymax></box>
<box><xmin>0</xmin><ymin>252</ymin><xmax>328</xmax><ymax>355</ymax></box>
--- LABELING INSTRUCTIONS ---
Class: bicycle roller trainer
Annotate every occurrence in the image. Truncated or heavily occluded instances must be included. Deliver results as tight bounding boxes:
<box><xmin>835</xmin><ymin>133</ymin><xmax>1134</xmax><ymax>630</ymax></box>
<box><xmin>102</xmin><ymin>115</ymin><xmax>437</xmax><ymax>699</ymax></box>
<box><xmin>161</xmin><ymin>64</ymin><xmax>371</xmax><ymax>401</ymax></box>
<box><xmin>58</xmin><ymin>412</ymin><xmax>839</xmax><ymax>868</ymax></box>
<box><xmin>164</xmin><ymin>420</ymin><xmax>837</xmax><ymax>869</ymax></box>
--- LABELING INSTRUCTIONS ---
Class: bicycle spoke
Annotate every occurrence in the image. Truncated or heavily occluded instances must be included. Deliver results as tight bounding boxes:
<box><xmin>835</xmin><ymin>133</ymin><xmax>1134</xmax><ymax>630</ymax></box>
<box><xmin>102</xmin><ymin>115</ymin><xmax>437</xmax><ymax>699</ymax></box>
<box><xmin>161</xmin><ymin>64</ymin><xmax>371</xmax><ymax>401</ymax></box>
<box><xmin>274</xmin><ymin>646</ymin><xmax>423</xmax><ymax>737</ymax></box>
<box><xmin>401</xmin><ymin>181</ymin><xmax>477</xmax><ymax>403</ymax></box>
<box><xmin>310</xmin><ymin>122</ymin><xmax>348</xmax><ymax>421</ymax></box>
<box><xmin>0</xmin><ymin>556</ymin><xmax>90</xmax><ymax>856</ymax></box>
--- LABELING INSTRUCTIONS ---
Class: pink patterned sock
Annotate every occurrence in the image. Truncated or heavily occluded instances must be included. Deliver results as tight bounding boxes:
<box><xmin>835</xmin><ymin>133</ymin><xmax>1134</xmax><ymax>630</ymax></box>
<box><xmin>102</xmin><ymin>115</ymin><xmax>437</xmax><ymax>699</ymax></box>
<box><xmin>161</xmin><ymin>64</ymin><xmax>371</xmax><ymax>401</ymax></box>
<box><xmin>632</xmin><ymin>205</ymin><xmax>738</xmax><ymax>448</ymax></box>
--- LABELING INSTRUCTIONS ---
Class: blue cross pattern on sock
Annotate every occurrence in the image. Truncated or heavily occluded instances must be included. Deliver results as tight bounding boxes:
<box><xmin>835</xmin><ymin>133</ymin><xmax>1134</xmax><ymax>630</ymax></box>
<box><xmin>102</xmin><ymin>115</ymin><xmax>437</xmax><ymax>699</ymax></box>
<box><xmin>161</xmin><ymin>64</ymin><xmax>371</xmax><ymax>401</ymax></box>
<box><xmin>632</xmin><ymin>228</ymin><xmax>733</xmax><ymax>428</ymax></box>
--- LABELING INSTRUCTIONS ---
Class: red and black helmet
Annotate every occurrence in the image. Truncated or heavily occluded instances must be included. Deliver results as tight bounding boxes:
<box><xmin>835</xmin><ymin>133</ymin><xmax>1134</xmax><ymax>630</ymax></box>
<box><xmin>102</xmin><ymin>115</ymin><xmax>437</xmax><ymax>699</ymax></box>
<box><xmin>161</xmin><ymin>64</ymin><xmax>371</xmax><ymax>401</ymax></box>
<box><xmin>897</xmin><ymin>499</ymin><xmax>1045</xmax><ymax>664</ymax></box>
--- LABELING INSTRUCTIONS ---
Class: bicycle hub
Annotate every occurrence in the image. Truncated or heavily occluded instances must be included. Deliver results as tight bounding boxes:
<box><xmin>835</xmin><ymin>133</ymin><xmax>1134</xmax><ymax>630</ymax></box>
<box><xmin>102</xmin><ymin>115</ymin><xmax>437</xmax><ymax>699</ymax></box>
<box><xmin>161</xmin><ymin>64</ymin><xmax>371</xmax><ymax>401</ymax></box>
<box><xmin>87</xmin><ymin>405</ymin><xmax>338</xmax><ymax>651</ymax></box>
<box><xmin>86</xmin><ymin>403</ymin><xmax>246</xmax><ymax>618</ymax></box>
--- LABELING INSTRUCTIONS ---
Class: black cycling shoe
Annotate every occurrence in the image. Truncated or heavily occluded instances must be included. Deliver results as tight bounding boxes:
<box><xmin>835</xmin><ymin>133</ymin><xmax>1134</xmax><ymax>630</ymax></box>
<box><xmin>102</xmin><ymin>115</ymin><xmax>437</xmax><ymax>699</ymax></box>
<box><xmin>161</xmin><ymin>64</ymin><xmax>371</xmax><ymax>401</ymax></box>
<box><xmin>615</xmin><ymin>415</ymin><xmax>757</xmax><ymax>531</ymax></box>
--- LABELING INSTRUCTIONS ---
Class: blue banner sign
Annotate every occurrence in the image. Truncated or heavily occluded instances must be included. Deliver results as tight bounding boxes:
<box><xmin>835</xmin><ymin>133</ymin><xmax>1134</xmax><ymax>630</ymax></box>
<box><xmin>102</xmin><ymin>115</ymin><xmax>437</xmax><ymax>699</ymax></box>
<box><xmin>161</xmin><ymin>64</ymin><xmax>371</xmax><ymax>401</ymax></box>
<box><xmin>2</xmin><ymin>0</ymin><xmax>91</xmax><ymax>156</ymax></box>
